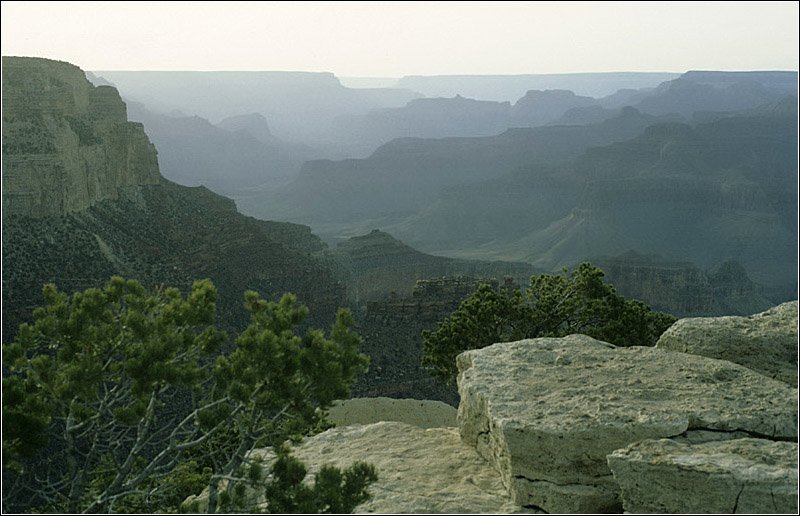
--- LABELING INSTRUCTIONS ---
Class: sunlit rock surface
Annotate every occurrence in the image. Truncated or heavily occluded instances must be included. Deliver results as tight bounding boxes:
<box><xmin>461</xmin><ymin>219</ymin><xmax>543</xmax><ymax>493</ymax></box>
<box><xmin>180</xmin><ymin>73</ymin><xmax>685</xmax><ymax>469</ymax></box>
<box><xmin>608</xmin><ymin>437</ymin><xmax>798</xmax><ymax>514</ymax></box>
<box><xmin>656</xmin><ymin>301</ymin><xmax>798</xmax><ymax>384</ymax></box>
<box><xmin>251</xmin><ymin>422</ymin><xmax>532</xmax><ymax>513</ymax></box>
<box><xmin>456</xmin><ymin>334</ymin><xmax>797</xmax><ymax>513</ymax></box>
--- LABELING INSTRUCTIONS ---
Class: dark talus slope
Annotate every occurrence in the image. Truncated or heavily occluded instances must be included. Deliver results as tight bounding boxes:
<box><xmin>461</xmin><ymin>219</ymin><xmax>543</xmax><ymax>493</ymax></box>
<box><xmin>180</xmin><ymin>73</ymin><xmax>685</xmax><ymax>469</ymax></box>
<box><xmin>2</xmin><ymin>57</ymin><xmax>345</xmax><ymax>338</ymax></box>
<box><xmin>351</xmin><ymin>276</ymin><xmax>506</xmax><ymax>405</ymax></box>
<box><xmin>241</xmin><ymin>107</ymin><xmax>662</xmax><ymax>237</ymax></box>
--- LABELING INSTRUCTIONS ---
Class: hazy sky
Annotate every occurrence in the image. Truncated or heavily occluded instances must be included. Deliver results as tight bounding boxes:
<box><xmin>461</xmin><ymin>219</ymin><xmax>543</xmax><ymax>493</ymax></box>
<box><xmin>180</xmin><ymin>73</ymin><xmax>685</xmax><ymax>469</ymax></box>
<box><xmin>2</xmin><ymin>1</ymin><xmax>798</xmax><ymax>76</ymax></box>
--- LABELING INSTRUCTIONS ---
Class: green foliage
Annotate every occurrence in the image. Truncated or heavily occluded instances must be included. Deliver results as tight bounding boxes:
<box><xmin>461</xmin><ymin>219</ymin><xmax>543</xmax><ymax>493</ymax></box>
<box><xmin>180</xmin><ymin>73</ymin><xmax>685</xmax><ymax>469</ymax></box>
<box><xmin>3</xmin><ymin>277</ymin><xmax>224</xmax><ymax>465</ymax></box>
<box><xmin>2</xmin><ymin>277</ymin><xmax>372</xmax><ymax>514</ymax></box>
<box><xmin>264</xmin><ymin>447</ymin><xmax>377</xmax><ymax>514</ymax></box>
<box><xmin>422</xmin><ymin>263</ymin><xmax>677</xmax><ymax>384</ymax></box>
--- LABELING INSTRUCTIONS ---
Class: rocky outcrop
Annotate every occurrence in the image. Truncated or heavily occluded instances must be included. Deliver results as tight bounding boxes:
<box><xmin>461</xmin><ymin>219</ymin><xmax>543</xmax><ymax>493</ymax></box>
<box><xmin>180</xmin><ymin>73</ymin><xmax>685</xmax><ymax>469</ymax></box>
<box><xmin>246</xmin><ymin>422</ymin><xmax>530</xmax><ymax>513</ymax></box>
<box><xmin>656</xmin><ymin>301</ymin><xmax>798</xmax><ymax>384</ymax></box>
<box><xmin>2</xmin><ymin>57</ymin><xmax>161</xmax><ymax>219</ymax></box>
<box><xmin>216</xmin><ymin>112</ymin><xmax>276</xmax><ymax>144</ymax></box>
<box><xmin>607</xmin><ymin>437</ymin><xmax>798</xmax><ymax>513</ymax></box>
<box><xmin>456</xmin><ymin>335</ymin><xmax>798</xmax><ymax>513</ymax></box>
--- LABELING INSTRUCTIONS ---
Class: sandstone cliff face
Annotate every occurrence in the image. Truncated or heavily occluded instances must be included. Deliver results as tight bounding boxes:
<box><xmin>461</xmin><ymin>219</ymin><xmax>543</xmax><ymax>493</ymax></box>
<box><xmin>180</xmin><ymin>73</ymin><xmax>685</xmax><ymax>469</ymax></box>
<box><xmin>2</xmin><ymin>57</ymin><xmax>161</xmax><ymax>219</ymax></box>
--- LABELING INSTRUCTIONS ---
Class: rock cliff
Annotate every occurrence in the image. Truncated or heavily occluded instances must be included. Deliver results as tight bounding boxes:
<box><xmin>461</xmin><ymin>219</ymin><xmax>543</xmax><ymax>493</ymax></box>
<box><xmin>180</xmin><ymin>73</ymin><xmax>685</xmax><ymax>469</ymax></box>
<box><xmin>2</xmin><ymin>57</ymin><xmax>161</xmax><ymax>219</ymax></box>
<box><xmin>2</xmin><ymin>57</ymin><xmax>345</xmax><ymax>338</ymax></box>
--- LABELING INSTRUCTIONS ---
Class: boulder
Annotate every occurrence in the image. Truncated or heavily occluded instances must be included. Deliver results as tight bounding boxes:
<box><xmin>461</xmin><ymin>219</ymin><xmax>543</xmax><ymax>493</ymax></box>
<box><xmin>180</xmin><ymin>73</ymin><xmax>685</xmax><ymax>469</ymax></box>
<box><xmin>457</xmin><ymin>334</ymin><xmax>797</xmax><ymax>513</ymax></box>
<box><xmin>656</xmin><ymin>301</ymin><xmax>798</xmax><ymax>384</ymax></box>
<box><xmin>607</xmin><ymin>437</ymin><xmax>798</xmax><ymax>513</ymax></box>
<box><xmin>250</xmin><ymin>422</ymin><xmax>531</xmax><ymax>513</ymax></box>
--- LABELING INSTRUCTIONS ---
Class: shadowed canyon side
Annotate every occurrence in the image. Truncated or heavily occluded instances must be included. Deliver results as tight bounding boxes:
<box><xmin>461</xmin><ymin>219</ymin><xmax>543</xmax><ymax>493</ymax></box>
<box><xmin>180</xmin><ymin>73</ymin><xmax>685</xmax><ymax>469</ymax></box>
<box><xmin>239</xmin><ymin>87</ymin><xmax>797</xmax><ymax>309</ymax></box>
<box><xmin>240</xmin><ymin>106</ymin><xmax>665</xmax><ymax>232</ymax></box>
<box><xmin>121</xmin><ymin>101</ymin><xmax>321</xmax><ymax>196</ymax></box>
<box><xmin>1</xmin><ymin>57</ymin><xmax>346</xmax><ymax>338</ymax></box>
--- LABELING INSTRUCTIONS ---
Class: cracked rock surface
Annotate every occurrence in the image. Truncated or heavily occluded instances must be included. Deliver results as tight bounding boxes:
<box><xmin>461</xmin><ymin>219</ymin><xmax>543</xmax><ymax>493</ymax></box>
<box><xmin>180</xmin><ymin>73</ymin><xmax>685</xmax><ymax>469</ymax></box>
<box><xmin>656</xmin><ymin>301</ymin><xmax>798</xmax><ymax>385</ymax></box>
<box><xmin>456</xmin><ymin>334</ymin><xmax>797</xmax><ymax>513</ymax></box>
<box><xmin>607</xmin><ymin>437</ymin><xmax>798</xmax><ymax>513</ymax></box>
<box><xmin>252</xmin><ymin>421</ymin><xmax>535</xmax><ymax>513</ymax></box>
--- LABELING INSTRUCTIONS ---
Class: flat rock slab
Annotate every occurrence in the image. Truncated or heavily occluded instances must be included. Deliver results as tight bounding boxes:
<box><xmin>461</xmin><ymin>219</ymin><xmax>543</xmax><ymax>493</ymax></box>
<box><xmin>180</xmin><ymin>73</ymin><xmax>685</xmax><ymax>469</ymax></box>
<box><xmin>328</xmin><ymin>397</ymin><xmax>457</xmax><ymax>428</ymax></box>
<box><xmin>608</xmin><ymin>437</ymin><xmax>798</xmax><ymax>513</ymax></box>
<box><xmin>457</xmin><ymin>334</ymin><xmax>797</xmax><ymax>513</ymax></box>
<box><xmin>656</xmin><ymin>301</ymin><xmax>798</xmax><ymax>384</ymax></box>
<box><xmin>252</xmin><ymin>421</ymin><xmax>533</xmax><ymax>513</ymax></box>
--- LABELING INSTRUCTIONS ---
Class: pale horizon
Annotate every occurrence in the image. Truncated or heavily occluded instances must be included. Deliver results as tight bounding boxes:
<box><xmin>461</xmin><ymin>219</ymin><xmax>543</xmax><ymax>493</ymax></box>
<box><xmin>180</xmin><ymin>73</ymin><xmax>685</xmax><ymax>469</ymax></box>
<box><xmin>2</xmin><ymin>1</ymin><xmax>798</xmax><ymax>77</ymax></box>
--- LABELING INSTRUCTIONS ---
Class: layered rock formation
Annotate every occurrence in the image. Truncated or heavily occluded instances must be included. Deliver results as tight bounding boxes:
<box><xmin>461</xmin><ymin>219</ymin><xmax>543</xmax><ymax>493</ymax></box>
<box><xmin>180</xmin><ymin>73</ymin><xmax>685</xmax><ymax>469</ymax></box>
<box><xmin>123</xmin><ymin>101</ymin><xmax>319</xmax><ymax>195</ymax></box>
<box><xmin>656</xmin><ymin>301</ymin><xmax>798</xmax><ymax>384</ymax></box>
<box><xmin>608</xmin><ymin>437</ymin><xmax>798</xmax><ymax>513</ymax></box>
<box><xmin>2</xmin><ymin>57</ymin><xmax>345</xmax><ymax>338</ymax></box>
<box><xmin>242</xmin><ymin>107</ymin><xmax>661</xmax><ymax>234</ymax></box>
<box><xmin>593</xmin><ymin>252</ymin><xmax>774</xmax><ymax>316</ymax></box>
<box><xmin>456</xmin><ymin>335</ymin><xmax>797</xmax><ymax>513</ymax></box>
<box><xmin>2</xmin><ymin>57</ymin><xmax>161</xmax><ymax>218</ymax></box>
<box><xmin>509</xmin><ymin>89</ymin><xmax>598</xmax><ymax>127</ymax></box>
<box><xmin>331</xmin><ymin>95</ymin><xmax>512</xmax><ymax>155</ymax></box>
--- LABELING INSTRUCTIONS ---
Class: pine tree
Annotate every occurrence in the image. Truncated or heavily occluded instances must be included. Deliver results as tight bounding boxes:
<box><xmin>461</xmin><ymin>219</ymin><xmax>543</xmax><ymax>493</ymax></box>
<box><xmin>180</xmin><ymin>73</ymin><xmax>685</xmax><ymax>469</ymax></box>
<box><xmin>3</xmin><ymin>277</ymin><xmax>375</xmax><ymax>513</ymax></box>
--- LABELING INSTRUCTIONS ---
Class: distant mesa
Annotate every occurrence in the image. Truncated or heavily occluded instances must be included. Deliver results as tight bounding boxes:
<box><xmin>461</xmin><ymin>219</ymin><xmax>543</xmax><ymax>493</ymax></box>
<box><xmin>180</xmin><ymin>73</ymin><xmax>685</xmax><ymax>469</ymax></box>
<box><xmin>510</xmin><ymin>89</ymin><xmax>598</xmax><ymax>127</ymax></box>
<box><xmin>216</xmin><ymin>112</ymin><xmax>276</xmax><ymax>144</ymax></box>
